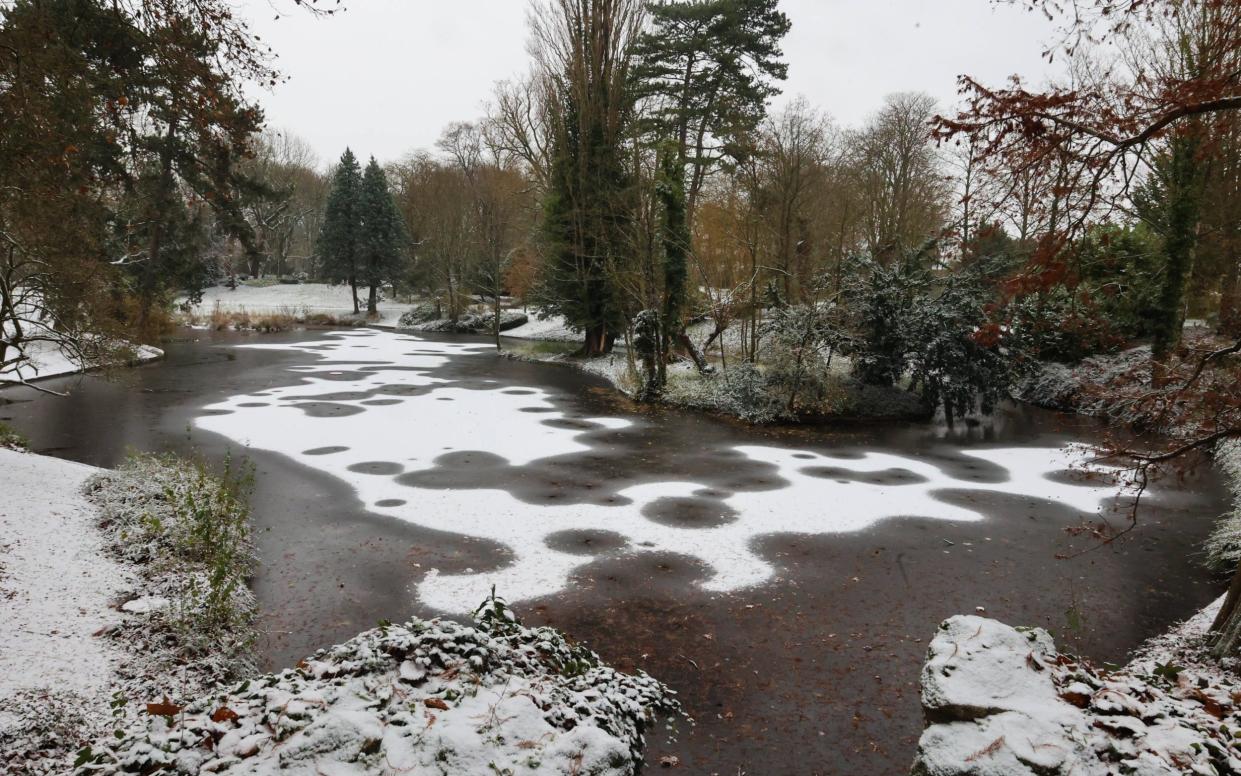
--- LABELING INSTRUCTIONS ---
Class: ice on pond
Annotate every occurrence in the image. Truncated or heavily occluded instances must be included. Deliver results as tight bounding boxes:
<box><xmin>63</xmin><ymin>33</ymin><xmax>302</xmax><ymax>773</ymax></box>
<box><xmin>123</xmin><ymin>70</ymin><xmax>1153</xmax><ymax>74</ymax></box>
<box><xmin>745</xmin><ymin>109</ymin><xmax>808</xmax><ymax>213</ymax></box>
<box><xmin>197</xmin><ymin>328</ymin><xmax>1128</xmax><ymax>614</ymax></box>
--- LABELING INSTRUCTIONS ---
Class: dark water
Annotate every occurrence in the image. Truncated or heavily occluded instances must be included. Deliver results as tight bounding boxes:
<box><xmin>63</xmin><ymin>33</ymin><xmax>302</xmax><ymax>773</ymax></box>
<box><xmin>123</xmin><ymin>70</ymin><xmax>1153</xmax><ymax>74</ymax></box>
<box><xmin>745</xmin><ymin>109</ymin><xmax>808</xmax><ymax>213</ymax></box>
<box><xmin>0</xmin><ymin>328</ymin><xmax>1229</xmax><ymax>775</ymax></box>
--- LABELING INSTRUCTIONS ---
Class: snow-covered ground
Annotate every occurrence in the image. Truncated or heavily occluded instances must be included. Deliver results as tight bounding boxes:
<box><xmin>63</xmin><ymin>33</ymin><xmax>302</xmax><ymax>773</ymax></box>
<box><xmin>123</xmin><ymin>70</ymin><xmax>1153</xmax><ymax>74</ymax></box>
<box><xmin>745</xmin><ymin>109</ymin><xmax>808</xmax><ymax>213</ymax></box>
<box><xmin>196</xmin><ymin>328</ymin><xmax>1134</xmax><ymax>615</ymax></box>
<box><xmin>4</xmin><ymin>340</ymin><xmax>163</xmax><ymax>384</ymax></box>
<box><xmin>186</xmin><ymin>283</ymin><xmax>410</xmax><ymax>326</ymax></box>
<box><xmin>500</xmin><ymin>312</ymin><xmax>582</xmax><ymax>342</ymax></box>
<box><xmin>0</xmin><ymin>449</ymin><xmax>130</xmax><ymax>770</ymax></box>
<box><xmin>0</xmin><ymin>446</ymin><xmax>680</xmax><ymax>775</ymax></box>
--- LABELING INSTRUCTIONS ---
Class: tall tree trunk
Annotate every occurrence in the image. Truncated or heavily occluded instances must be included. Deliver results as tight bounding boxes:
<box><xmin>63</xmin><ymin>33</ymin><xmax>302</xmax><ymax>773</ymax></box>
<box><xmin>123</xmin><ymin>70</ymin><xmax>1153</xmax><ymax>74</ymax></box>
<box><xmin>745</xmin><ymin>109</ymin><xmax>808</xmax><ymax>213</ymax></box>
<box><xmin>367</xmin><ymin>283</ymin><xmax>378</xmax><ymax>315</ymax></box>
<box><xmin>1152</xmin><ymin>135</ymin><xmax>1204</xmax><ymax>370</ymax></box>
<box><xmin>493</xmin><ymin>293</ymin><xmax>501</xmax><ymax>352</ymax></box>
<box><xmin>1210</xmin><ymin>563</ymin><xmax>1241</xmax><ymax>658</ymax></box>
<box><xmin>349</xmin><ymin>275</ymin><xmax>360</xmax><ymax>315</ymax></box>
<box><xmin>1220</xmin><ymin>248</ymin><xmax>1240</xmax><ymax>337</ymax></box>
<box><xmin>138</xmin><ymin>124</ymin><xmax>177</xmax><ymax>336</ymax></box>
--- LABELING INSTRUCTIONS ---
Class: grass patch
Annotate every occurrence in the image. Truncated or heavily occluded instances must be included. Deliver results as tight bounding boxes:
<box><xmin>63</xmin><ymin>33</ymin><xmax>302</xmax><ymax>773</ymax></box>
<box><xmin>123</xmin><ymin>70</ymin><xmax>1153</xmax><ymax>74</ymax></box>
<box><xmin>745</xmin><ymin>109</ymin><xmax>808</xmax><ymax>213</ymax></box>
<box><xmin>0</xmin><ymin>420</ymin><xmax>28</xmax><ymax>451</ymax></box>
<box><xmin>505</xmin><ymin>339</ymin><xmax>579</xmax><ymax>357</ymax></box>
<box><xmin>186</xmin><ymin>303</ymin><xmax>368</xmax><ymax>331</ymax></box>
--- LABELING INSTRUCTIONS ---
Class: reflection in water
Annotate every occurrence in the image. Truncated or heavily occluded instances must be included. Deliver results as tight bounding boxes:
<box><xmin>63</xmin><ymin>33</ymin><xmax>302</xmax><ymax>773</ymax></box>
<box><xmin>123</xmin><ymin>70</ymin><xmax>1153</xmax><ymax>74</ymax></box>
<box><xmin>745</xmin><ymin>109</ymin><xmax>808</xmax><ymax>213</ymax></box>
<box><xmin>197</xmin><ymin>329</ymin><xmax>1132</xmax><ymax>613</ymax></box>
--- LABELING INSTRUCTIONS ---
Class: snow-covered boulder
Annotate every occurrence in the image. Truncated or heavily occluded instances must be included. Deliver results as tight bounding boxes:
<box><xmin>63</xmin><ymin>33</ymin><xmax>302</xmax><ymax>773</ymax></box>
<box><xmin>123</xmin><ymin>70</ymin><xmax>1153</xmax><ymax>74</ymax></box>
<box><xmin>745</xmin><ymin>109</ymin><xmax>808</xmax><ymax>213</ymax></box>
<box><xmin>912</xmin><ymin>611</ymin><xmax>1241</xmax><ymax>776</ymax></box>
<box><xmin>76</xmin><ymin>597</ymin><xmax>681</xmax><ymax>775</ymax></box>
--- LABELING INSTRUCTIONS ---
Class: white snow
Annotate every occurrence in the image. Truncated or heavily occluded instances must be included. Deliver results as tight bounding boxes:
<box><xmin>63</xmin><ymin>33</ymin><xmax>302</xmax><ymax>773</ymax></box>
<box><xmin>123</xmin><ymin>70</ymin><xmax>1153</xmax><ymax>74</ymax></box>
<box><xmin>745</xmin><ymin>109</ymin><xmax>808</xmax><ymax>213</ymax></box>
<box><xmin>499</xmin><ymin>313</ymin><xmax>581</xmax><ymax>342</ymax></box>
<box><xmin>185</xmin><ymin>283</ymin><xmax>410</xmax><ymax>326</ymax></box>
<box><xmin>0</xmin><ymin>448</ymin><xmax>130</xmax><ymax>727</ymax></box>
<box><xmin>196</xmin><ymin>328</ymin><xmax>1134</xmax><ymax>614</ymax></box>
<box><xmin>4</xmin><ymin>340</ymin><xmax>163</xmax><ymax>383</ymax></box>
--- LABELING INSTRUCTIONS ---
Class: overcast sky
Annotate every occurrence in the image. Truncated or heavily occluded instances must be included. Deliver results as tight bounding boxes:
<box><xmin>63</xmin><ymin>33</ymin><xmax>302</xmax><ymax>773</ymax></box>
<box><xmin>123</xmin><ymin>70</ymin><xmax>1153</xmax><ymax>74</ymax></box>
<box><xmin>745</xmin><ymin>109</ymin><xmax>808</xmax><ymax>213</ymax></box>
<box><xmin>242</xmin><ymin>0</ymin><xmax>1062</xmax><ymax>168</ymax></box>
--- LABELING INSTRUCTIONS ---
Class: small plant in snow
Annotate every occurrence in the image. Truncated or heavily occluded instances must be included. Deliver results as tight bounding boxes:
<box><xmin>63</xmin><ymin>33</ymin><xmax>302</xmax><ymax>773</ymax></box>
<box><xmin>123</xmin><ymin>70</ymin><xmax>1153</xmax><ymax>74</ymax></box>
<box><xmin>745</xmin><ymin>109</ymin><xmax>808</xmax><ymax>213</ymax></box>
<box><xmin>0</xmin><ymin>420</ymin><xmax>27</xmax><ymax>450</ymax></box>
<box><xmin>84</xmin><ymin>453</ymin><xmax>259</xmax><ymax>684</ymax></box>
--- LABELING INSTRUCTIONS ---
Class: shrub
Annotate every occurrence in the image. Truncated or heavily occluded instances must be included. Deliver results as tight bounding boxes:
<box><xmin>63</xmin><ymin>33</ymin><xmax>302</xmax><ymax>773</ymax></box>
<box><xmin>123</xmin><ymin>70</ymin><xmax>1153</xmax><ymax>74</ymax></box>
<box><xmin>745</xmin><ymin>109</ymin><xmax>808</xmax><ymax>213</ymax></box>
<box><xmin>85</xmin><ymin>453</ymin><xmax>257</xmax><ymax>661</ymax></box>
<box><xmin>667</xmin><ymin>362</ymin><xmax>785</xmax><ymax>423</ymax></box>
<box><xmin>0</xmin><ymin>420</ymin><xmax>28</xmax><ymax>451</ymax></box>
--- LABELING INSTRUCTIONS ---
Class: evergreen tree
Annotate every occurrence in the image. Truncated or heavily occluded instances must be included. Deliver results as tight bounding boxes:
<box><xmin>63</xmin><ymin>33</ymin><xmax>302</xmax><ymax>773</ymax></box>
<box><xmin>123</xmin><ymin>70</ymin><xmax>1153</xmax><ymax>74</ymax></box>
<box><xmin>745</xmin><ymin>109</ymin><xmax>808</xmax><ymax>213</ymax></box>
<box><xmin>536</xmin><ymin>0</ymin><xmax>643</xmax><ymax>357</ymax></box>
<box><xmin>633</xmin><ymin>0</ymin><xmax>791</xmax><ymax>218</ymax></box>
<box><xmin>318</xmin><ymin>148</ymin><xmax>363</xmax><ymax>313</ymax></box>
<box><xmin>1133</xmin><ymin>134</ymin><xmax>1207</xmax><ymax>367</ymax></box>
<box><xmin>358</xmin><ymin>157</ymin><xmax>406</xmax><ymax>315</ymax></box>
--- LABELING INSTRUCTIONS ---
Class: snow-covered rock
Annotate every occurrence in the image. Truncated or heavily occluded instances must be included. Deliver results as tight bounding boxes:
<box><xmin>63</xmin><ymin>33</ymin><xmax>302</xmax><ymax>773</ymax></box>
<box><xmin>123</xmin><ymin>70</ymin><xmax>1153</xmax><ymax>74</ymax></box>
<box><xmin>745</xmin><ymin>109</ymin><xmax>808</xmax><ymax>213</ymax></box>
<box><xmin>76</xmin><ymin>596</ymin><xmax>682</xmax><ymax>776</ymax></box>
<box><xmin>912</xmin><ymin>608</ymin><xmax>1241</xmax><ymax>776</ymax></box>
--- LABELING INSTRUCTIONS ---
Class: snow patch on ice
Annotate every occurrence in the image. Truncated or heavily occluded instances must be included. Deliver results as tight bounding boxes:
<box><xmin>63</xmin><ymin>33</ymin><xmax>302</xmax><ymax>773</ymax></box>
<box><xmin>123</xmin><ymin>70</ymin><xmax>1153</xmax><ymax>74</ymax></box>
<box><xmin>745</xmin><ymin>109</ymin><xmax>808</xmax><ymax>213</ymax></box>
<box><xmin>196</xmin><ymin>329</ymin><xmax>1132</xmax><ymax>614</ymax></box>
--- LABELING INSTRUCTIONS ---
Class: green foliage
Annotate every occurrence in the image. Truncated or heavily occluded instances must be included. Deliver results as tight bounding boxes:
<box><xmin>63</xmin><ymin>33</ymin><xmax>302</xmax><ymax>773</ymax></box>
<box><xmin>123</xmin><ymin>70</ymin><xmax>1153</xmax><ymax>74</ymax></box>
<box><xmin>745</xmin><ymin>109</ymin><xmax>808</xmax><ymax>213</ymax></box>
<box><xmin>0</xmin><ymin>0</ymin><xmax>269</xmax><ymax>346</ymax></box>
<box><xmin>633</xmin><ymin>0</ymin><xmax>791</xmax><ymax>176</ymax></box>
<box><xmin>904</xmin><ymin>269</ymin><xmax>1017</xmax><ymax>426</ymax></box>
<box><xmin>318</xmin><ymin>148</ymin><xmax>363</xmax><ymax>289</ymax></box>
<box><xmin>849</xmin><ymin>255</ymin><xmax>928</xmax><ymax>387</ymax></box>
<box><xmin>538</xmin><ymin>95</ymin><xmax>632</xmax><ymax>355</ymax></box>
<box><xmin>1075</xmin><ymin>224</ymin><xmax>1164</xmax><ymax>340</ymax></box>
<box><xmin>762</xmin><ymin>299</ymin><xmax>846</xmax><ymax>414</ymax></box>
<box><xmin>1133</xmin><ymin>134</ymin><xmax>1208</xmax><ymax>360</ymax></box>
<box><xmin>657</xmin><ymin>150</ymin><xmax>690</xmax><ymax>341</ymax></box>
<box><xmin>847</xmin><ymin>250</ymin><xmax>1021</xmax><ymax>424</ymax></box>
<box><xmin>358</xmin><ymin>157</ymin><xmax>407</xmax><ymax>311</ymax></box>
<box><xmin>0</xmin><ymin>421</ymin><xmax>28</xmax><ymax>451</ymax></box>
<box><xmin>86</xmin><ymin>452</ymin><xmax>257</xmax><ymax>646</ymax></box>
<box><xmin>666</xmin><ymin>362</ymin><xmax>784</xmax><ymax>423</ymax></box>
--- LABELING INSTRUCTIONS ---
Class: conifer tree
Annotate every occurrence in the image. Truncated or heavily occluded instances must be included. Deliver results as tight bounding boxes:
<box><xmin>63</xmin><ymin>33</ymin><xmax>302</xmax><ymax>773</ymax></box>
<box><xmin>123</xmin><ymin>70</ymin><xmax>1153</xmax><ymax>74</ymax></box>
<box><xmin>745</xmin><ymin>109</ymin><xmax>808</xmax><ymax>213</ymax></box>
<box><xmin>633</xmin><ymin>0</ymin><xmax>791</xmax><ymax>219</ymax></box>
<box><xmin>318</xmin><ymin>148</ymin><xmax>363</xmax><ymax>313</ymax></box>
<box><xmin>358</xmin><ymin>157</ymin><xmax>406</xmax><ymax>315</ymax></box>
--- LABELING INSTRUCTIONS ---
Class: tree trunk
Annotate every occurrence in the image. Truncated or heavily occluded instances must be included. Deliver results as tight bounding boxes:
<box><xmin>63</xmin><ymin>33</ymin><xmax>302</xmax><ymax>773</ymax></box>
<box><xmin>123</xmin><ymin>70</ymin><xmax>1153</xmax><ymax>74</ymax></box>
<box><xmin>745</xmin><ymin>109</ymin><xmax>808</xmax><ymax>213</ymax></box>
<box><xmin>138</xmin><ymin>124</ymin><xmax>177</xmax><ymax>336</ymax></box>
<box><xmin>367</xmin><ymin>283</ymin><xmax>378</xmax><ymax>316</ymax></box>
<box><xmin>493</xmin><ymin>295</ymin><xmax>501</xmax><ymax>352</ymax></box>
<box><xmin>1220</xmin><ymin>249</ymin><xmax>1240</xmax><ymax>337</ymax></box>
<box><xmin>1152</xmin><ymin>135</ymin><xmax>1204</xmax><ymax>368</ymax></box>
<box><xmin>582</xmin><ymin>323</ymin><xmax>615</xmax><ymax>357</ymax></box>
<box><xmin>349</xmin><ymin>275</ymin><xmax>360</xmax><ymax>315</ymax></box>
<box><xmin>676</xmin><ymin>332</ymin><xmax>711</xmax><ymax>374</ymax></box>
<box><xmin>1210</xmin><ymin>563</ymin><xmax>1241</xmax><ymax>658</ymax></box>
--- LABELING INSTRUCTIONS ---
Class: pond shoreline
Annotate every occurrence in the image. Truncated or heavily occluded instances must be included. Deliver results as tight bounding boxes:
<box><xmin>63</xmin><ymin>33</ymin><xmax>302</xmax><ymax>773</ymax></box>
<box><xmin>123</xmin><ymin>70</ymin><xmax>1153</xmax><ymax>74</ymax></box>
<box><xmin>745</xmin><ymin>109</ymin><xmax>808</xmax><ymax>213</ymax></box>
<box><xmin>0</xmin><ymin>326</ymin><xmax>1230</xmax><ymax>775</ymax></box>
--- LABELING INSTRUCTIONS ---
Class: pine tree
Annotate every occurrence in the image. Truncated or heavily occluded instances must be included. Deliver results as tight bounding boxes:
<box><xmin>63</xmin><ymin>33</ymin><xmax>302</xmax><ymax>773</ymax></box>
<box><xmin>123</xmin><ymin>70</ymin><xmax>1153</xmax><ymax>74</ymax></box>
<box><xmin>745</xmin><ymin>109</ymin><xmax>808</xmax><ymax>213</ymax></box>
<box><xmin>358</xmin><ymin>157</ymin><xmax>406</xmax><ymax>316</ymax></box>
<box><xmin>633</xmin><ymin>0</ymin><xmax>791</xmax><ymax>218</ymax></box>
<box><xmin>318</xmin><ymin>148</ymin><xmax>363</xmax><ymax>313</ymax></box>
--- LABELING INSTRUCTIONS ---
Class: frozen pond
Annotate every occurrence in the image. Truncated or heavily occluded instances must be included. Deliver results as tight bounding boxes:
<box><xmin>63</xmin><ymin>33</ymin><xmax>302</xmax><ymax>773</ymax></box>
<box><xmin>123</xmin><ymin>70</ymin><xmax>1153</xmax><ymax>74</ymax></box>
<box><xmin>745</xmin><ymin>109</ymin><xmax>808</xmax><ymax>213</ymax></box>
<box><xmin>1</xmin><ymin>326</ymin><xmax>1228</xmax><ymax>774</ymax></box>
<box><xmin>199</xmin><ymin>330</ymin><xmax>1130</xmax><ymax>614</ymax></box>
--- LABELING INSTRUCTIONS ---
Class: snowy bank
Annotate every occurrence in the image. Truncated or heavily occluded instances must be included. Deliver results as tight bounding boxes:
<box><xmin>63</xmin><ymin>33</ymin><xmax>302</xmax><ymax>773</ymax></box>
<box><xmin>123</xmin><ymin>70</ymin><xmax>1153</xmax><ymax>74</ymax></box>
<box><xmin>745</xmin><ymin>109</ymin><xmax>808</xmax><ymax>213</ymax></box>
<box><xmin>0</xmin><ymin>451</ymin><xmax>258</xmax><ymax>775</ymax></box>
<box><xmin>911</xmin><ymin>603</ymin><xmax>1241</xmax><ymax>775</ymax></box>
<box><xmin>3</xmin><ymin>340</ymin><xmax>163</xmax><ymax>384</ymax></box>
<box><xmin>0</xmin><ymin>449</ymin><xmax>132</xmax><ymax>773</ymax></box>
<box><xmin>76</xmin><ymin>596</ymin><xmax>682</xmax><ymax>776</ymax></box>
<box><xmin>396</xmin><ymin>305</ymin><xmax>529</xmax><ymax>334</ymax></box>
<box><xmin>183</xmin><ymin>283</ymin><xmax>409</xmax><ymax>327</ymax></box>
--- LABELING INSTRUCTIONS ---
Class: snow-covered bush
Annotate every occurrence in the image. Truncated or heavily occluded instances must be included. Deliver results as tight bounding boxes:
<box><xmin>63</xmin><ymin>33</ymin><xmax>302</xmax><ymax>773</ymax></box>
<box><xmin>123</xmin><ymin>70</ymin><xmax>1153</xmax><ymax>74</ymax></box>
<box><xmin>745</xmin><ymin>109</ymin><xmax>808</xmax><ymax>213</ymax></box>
<box><xmin>762</xmin><ymin>301</ymin><xmax>848</xmax><ymax>415</ymax></box>
<box><xmin>666</xmin><ymin>362</ymin><xmax>785</xmax><ymax>424</ymax></box>
<box><xmin>397</xmin><ymin>302</ymin><xmax>440</xmax><ymax>328</ymax></box>
<box><xmin>84</xmin><ymin>454</ymin><xmax>258</xmax><ymax>679</ymax></box>
<box><xmin>400</xmin><ymin>309</ymin><xmax>529</xmax><ymax>334</ymax></box>
<box><xmin>1206</xmin><ymin>439</ymin><xmax>1241</xmax><ymax>571</ymax></box>
<box><xmin>75</xmin><ymin>595</ymin><xmax>683</xmax><ymax>776</ymax></box>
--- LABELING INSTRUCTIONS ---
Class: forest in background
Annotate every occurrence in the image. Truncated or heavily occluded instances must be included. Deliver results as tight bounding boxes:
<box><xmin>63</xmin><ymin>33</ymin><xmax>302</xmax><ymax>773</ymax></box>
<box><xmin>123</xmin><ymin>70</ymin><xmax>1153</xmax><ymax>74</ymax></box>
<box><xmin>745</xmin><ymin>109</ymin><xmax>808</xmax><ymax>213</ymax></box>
<box><xmin>3</xmin><ymin>0</ymin><xmax>1241</xmax><ymax>649</ymax></box>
